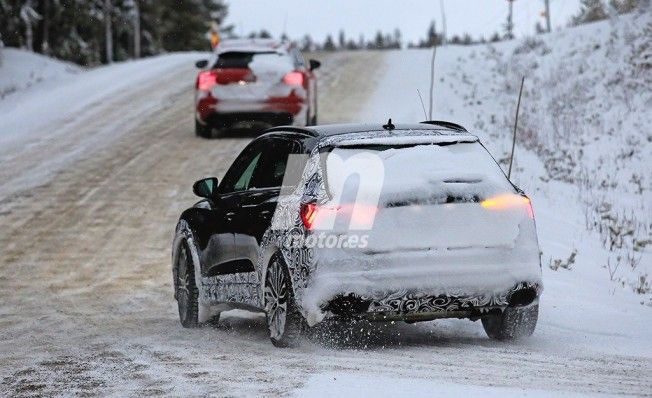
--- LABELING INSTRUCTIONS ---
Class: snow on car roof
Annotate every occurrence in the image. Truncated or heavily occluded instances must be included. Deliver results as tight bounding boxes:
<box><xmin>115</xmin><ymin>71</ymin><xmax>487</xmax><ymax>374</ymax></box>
<box><xmin>263</xmin><ymin>123</ymin><xmax>478</xmax><ymax>147</ymax></box>
<box><xmin>309</xmin><ymin>123</ymin><xmax>474</xmax><ymax>138</ymax></box>
<box><xmin>335</xmin><ymin>133</ymin><xmax>478</xmax><ymax>146</ymax></box>
<box><xmin>214</xmin><ymin>39</ymin><xmax>289</xmax><ymax>54</ymax></box>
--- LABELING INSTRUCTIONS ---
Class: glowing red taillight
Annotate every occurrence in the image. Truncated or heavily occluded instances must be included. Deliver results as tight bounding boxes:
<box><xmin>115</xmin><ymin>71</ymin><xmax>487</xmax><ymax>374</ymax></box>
<box><xmin>300</xmin><ymin>202</ymin><xmax>379</xmax><ymax>230</ymax></box>
<box><xmin>300</xmin><ymin>202</ymin><xmax>319</xmax><ymax>230</ymax></box>
<box><xmin>197</xmin><ymin>71</ymin><xmax>218</xmax><ymax>91</ymax></box>
<box><xmin>282</xmin><ymin>71</ymin><xmax>304</xmax><ymax>86</ymax></box>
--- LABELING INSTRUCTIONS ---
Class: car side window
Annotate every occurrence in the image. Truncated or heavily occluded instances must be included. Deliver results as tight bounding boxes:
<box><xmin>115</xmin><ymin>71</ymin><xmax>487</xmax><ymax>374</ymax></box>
<box><xmin>219</xmin><ymin>143</ymin><xmax>265</xmax><ymax>193</ymax></box>
<box><xmin>250</xmin><ymin>138</ymin><xmax>302</xmax><ymax>190</ymax></box>
<box><xmin>233</xmin><ymin>152</ymin><xmax>262</xmax><ymax>191</ymax></box>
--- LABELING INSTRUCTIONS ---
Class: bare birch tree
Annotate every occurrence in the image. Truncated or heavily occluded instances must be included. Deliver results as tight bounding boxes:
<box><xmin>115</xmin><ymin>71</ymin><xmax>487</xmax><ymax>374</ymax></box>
<box><xmin>19</xmin><ymin>0</ymin><xmax>41</xmax><ymax>52</ymax></box>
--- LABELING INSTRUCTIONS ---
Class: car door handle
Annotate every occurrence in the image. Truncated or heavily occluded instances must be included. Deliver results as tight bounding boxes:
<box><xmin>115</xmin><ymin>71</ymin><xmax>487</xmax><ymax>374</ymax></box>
<box><xmin>225</xmin><ymin>211</ymin><xmax>236</xmax><ymax>220</ymax></box>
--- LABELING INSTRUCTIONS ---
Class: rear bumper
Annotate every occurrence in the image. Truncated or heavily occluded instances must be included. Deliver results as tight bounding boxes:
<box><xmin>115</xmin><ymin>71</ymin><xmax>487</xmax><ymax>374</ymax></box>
<box><xmin>203</xmin><ymin>111</ymin><xmax>295</xmax><ymax>129</ymax></box>
<box><xmin>323</xmin><ymin>282</ymin><xmax>541</xmax><ymax>323</ymax></box>
<box><xmin>196</xmin><ymin>92</ymin><xmax>308</xmax><ymax>127</ymax></box>
<box><xmin>299</xmin><ymin>245</ymin><xmax>542</xmax><ymax>325</ymax></box>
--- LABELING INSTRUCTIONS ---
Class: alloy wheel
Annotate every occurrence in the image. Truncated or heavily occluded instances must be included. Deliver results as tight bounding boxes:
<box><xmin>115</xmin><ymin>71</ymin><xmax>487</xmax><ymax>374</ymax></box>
<box><xmin>265</xmin><ymin>259</ymin><xmax>289</xmax><ymax>340</ymax></box>
<box><xmin>177</xmin><ymin>244</ymin><xmax>190</xmax><ymax>321</ymax></box>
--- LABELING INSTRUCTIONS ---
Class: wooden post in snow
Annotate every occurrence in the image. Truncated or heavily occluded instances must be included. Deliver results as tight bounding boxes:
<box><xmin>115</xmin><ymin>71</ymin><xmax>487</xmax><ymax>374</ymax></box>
<box><xmin>508</xmin><ymin>77</ymin><xmax>525</xmax><ymax>180</ymax></box>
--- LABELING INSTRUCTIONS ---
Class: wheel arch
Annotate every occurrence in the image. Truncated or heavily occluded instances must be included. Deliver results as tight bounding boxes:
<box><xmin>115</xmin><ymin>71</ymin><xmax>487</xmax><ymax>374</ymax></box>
<box><xmin>257</xmin><ymin>234</ymin><xmax>301</xmax><ymax>310</ymax></box>
<box><xmin>172</xmin><ymin>217</ymin><xmax>212</xmax><ymax>322</ymax></box>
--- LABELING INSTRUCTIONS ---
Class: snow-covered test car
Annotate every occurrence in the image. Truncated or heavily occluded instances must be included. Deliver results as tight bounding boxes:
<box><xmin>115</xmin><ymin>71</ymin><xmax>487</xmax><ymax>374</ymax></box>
<box><xmin>172</xmin><ymin>121</ymin><xmax>542</xmax><ymax>347</ymax></box>
<box><xmin>193</xmin><ymin>39</ymin><xmax>320</xmax><ymax>137</ymax></box>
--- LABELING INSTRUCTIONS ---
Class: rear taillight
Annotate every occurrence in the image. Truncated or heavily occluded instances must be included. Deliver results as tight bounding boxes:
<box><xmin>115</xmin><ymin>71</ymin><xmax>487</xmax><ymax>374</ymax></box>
<box><xmin>282</xmin><ymin>71</ymin><xmax>304</xmax><ymax>86</ymax></box>
<box><xmin>300</xmin><ymin>202</ymin><xmax>378</xmax><ymax>230</ymax></box>
<box><xmin>481</xmin><ymin>193</ymin><xmax>534</xmax><ymax>219</ymax></box>
<box><xmin>197</xmin><ymin>71</ymin><xmax>218</xmax><ymax>91</ymax></box>
<box><xmin>300</xmin><ymin>202</ymin><xmax>319</xmax><ymax>230</ymax></box>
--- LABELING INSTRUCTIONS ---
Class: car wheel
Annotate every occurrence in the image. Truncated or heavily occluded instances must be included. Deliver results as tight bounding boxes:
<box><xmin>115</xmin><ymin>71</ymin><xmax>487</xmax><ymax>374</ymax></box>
<box><xmin>264</xmin><ymin>254</ymin><xmax>304</xmax><ymax>347</ymax></box>
<box><xmin>481</xmin><ymin>304</ymin><xmax>538</xmax><ymax>341</ymax></box>
<box><xmin>195</xmin><ymin>119</ymin><xmax>212</xmax><ymax>138</ymax></box>
<box><xmin>175</xmin><ymin>240</ymin><xmax>200</xmax><ymax>328</ymax></box>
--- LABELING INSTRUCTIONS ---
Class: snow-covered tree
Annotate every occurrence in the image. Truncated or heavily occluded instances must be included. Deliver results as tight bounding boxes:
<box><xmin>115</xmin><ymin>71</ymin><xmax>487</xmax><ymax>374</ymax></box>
<box><xmin>300</xmin><ymin>34</ymin><xmax>314</xmax><ymax>52</ymax></box>
<box><xmin>323</xmin><ymin>35</ymin><xmax>336</xmax><ymax>51</ymax></box>
<box><xmin>609</xmin><ymin>0</ymin><xmax>646</xmax><ymax>13</ymax></box>
<box><xmin>573</xmin><ymin>0</ymin><xmax>608</xmax><ymax>25</ymax></box>
<box><xmin>19</xmin><ymin>0</ymin><xmax>41</xmax><ymax>51</ymax></box>
<box><xmin>0</xmin><ymin>0</ymin><xmax>229</xmax><ymax>65</ymax></box>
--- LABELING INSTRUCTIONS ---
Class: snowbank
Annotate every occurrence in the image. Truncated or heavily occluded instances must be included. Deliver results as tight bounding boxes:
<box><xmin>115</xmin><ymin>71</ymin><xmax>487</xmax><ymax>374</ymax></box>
<box><xmin>0</xmin><ymin>48</ymin><xmax>81</xmax><ymax>100</ymax></box>
<box><xmin>0</xmin><ymin>50</ymin><xmax>205</xmax><ymax>150</ymax></box>
<box><xmin>358</xmin><ymin>11</ymin><xmax>652</xmax><ymax>356</ymax></box>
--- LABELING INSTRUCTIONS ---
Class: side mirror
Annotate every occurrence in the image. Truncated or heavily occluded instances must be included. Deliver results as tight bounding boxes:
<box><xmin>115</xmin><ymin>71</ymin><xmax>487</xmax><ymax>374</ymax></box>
<box><xmin>193</xmin><ymin>177</ymin><xmax>219</xmax><ymax>199</ymax></box>
<box><xmin>309</xmin><ymin>59</ymin><xmax>321</xmax><ymax>71</ymax></box>
<box><xmin>195</xmin><ymin>59</ymin><xmax>209</xmax><ymax>69</ymax></box>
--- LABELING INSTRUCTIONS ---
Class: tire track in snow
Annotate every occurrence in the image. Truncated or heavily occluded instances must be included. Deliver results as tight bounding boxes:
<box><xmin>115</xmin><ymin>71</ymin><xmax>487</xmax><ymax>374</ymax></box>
<box><xmin>0</xmin><ymin>51</ymin><xmax>650</xmax><ymax>397</ymax></box>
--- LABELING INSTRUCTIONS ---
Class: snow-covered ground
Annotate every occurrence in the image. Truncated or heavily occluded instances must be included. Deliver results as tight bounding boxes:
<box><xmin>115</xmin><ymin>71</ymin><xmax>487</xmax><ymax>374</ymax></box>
<box><xmin>0</xmin><ymin>48</ymin><xmax>81</xmax><ymax>102</ymax></box>
<box><xmin>1</xmin><ymin>11</ymin><xmax>651</xmax><ymax>398</ymax></box>
<box><xmin>349</xmin><ymin>11</ymin><xmax>652</xmax><ymax>394</ymax></box>
<box><xmin>0</xmin><ymin>49</ymin><xmax>207</xmax><ymax>203</ymax></box>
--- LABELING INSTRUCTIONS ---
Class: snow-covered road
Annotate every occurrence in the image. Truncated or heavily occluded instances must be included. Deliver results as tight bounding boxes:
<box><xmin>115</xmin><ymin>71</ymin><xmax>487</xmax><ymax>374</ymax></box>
<box><xmin>1</xmin><ymin>16</ymin><xmax>651</xmax><ymax>396</ymax></box>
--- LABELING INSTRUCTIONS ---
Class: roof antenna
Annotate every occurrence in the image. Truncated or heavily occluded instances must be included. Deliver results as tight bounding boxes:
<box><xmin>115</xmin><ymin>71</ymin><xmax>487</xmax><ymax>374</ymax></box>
<box><xmin>383</xmin><ymin>118</ymin><xmax>395</xmax><ymax>130</ymax></box>
<box><xmin>416</xmin><ymin>89</ymin><xmax>428</xmax><ymax>119</ymax></box>
<box><xmin>507</xmin><ymin>76</ymin><xmax>525</xmax><ymax>179</ymax></box>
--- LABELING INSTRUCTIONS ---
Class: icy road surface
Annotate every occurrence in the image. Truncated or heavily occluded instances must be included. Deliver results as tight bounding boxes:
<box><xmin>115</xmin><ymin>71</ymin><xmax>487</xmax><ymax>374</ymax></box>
<box><xmin>1</xmin><ymin>38</ymin><xmax>651</xmax><ymax>397</ymax></box>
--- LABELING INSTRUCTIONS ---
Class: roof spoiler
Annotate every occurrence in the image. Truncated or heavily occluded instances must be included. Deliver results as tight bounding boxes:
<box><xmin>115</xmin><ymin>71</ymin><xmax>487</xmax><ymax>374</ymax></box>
<box><xmin>420</xmin><ymin>120</ymin><xmax>468</xmax><ymax>132</ymax></box>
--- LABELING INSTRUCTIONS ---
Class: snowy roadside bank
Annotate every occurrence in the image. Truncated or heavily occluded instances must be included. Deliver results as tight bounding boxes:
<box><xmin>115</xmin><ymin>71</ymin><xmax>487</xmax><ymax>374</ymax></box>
<box><xmin>0</xmin><ymin>48</ymin><xmax>81</xmax><ymax>101</ymax></box>
<box><xmin>0</xmin><ymin>18</ymin><xmax>650</xmax><ymax>396</ymax></box>
<box><xmin>358</xmin><ymin>12</ymin><xmax>651</xmax><ymax>359</ymax></box>
<box><xmin>0</xmin><ymin>50</ymin><xmax>208</xmax><ymax>203</ymax></box>
<box><xmin>0</xmin><ymin>49</ymin><xmax>206</xmax><ymax>150</ymax></box>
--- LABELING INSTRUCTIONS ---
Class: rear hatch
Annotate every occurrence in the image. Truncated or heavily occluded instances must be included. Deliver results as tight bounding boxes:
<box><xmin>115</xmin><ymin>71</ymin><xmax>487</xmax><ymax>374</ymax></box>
<box><xmin>317</xmin><ymin>140</ymin><xmax>532</xmax><ymax>252</ymax></box>
<box><xmin>208</xmin><ymin>51</ymin><xmax>295</xmax><ymax>101</ymax></box>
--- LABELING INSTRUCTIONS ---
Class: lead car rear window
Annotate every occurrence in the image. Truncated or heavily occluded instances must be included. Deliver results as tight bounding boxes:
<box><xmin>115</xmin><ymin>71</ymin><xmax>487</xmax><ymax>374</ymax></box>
<box><xmin>318</xmin><ymin>141</ymin><xmax>516</xmax><ymax>205</ymax></box>
<box><xmin>213</xmin><ymin>51</ymin><xmax>294</xmax><ymax>69</ymax></box>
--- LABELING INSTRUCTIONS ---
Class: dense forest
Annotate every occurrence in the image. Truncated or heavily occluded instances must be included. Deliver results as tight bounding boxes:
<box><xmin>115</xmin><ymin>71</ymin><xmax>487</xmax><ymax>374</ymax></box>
<box><xmin>0</xmin><ymin>0</ymin><xmax>228</xmax><ymax>65</ymax></box>
<box><xmin>0</xmin><ymin>0</ymin><xmax>646</xmax><ymax>65</ymax></box>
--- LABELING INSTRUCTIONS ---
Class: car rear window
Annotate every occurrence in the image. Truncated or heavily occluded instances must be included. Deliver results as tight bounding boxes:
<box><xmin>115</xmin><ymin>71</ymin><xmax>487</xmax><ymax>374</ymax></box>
<box><xmin>213</xmin><ymin>51</ymin><xmax>294</xmax><ymax>70</ymax></box>
<box><xmin>320</xmin><ymin>142</ymin><xmax>515</xmax><ymax>205</ymax></box>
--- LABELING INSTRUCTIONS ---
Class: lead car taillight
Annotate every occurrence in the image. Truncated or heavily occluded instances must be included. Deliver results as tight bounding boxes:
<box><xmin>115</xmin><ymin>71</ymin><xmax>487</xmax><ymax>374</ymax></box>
<box><xmin>282</xmin><ymin>71</ymin><xmax>304</xmax><ymax>86</ymax></box>
<box><xmin>197</xmin><ymin>71</ymin><xmax>218</xmax><ymax>91</ymax></box>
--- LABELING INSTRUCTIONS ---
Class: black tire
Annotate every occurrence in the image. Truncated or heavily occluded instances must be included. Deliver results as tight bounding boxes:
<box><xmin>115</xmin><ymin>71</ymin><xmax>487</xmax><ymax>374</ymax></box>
<box><xmin>264</xmin><ymin>254</ymin><xmax>305</xmax><ymax>347</ymax></box>
<box><xmin>482</xmin><ymin>304</ymin><xmax>539</xmax><ymax>341</ymax></box>
<box><xmin>175</xmin><ymin>240</ymin><xmax>200</xmax><ymax>328</ymax></box>
<box><xmin>195</xmin><ymin>119</ymin><xmax>212</xmax><ymax>138</ymax></box>
<box><xmin>206</xmin><ymin>313</ymin><xmax>221</xmax><ymax>327</ymax></box>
